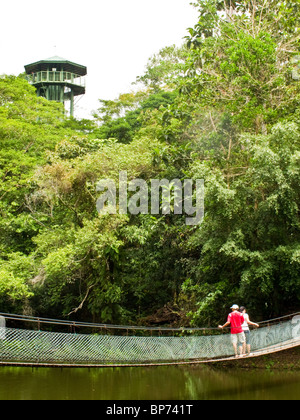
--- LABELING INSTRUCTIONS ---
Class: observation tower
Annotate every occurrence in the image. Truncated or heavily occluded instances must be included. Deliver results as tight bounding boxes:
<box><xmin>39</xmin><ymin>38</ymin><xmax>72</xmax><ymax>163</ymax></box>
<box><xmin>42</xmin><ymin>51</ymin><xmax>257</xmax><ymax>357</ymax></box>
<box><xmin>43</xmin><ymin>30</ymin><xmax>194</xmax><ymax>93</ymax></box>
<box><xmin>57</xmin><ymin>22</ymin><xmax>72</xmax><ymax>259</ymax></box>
<box><xmin>24</xmin><ymin>56</ymin><xmax>87</xmax><ymax>117</ymax></box>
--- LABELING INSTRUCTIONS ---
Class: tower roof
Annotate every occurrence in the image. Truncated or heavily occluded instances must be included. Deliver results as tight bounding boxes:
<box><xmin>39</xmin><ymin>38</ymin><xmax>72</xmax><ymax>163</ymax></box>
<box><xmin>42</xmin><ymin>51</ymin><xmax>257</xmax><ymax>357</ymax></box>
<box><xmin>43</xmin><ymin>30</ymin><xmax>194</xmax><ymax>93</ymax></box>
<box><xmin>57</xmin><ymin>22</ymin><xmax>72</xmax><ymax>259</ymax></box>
<box><xmin>24</xmin><ymin>56</ymin><xmax>87</xmax><ymax>76</ymax></box>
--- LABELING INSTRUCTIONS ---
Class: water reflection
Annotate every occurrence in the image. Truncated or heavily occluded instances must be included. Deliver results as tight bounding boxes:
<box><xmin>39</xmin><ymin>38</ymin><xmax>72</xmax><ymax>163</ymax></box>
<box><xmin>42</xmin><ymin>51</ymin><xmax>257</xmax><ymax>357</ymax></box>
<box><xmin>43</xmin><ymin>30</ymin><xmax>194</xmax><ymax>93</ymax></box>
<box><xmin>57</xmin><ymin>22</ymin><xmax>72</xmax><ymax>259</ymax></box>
<box><xmin>0</xmin><ymin>365</ymin><xmax>299</xmax><ymax>400</ymax></box>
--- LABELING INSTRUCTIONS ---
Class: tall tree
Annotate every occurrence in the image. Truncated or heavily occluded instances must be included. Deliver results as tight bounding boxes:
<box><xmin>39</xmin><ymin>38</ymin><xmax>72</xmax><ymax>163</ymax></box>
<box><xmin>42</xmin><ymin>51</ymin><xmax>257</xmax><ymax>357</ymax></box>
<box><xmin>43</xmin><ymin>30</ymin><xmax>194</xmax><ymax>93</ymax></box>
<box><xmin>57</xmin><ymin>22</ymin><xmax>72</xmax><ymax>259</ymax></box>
<box><xmin>184</xmin><ymin>0</ymin><xmax>300</xmax><ymax>134</ymax></box>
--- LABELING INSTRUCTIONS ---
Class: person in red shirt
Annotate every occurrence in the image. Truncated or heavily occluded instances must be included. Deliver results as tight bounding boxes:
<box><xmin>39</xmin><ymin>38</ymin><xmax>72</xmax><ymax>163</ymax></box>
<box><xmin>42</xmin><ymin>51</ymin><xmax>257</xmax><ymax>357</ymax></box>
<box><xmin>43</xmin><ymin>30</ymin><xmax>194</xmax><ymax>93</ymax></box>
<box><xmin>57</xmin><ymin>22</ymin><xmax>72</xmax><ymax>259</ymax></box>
<box><xmin>219</xmin><ymin>304</ymin><xmax>246</xmax><ymax>358</ymax></box>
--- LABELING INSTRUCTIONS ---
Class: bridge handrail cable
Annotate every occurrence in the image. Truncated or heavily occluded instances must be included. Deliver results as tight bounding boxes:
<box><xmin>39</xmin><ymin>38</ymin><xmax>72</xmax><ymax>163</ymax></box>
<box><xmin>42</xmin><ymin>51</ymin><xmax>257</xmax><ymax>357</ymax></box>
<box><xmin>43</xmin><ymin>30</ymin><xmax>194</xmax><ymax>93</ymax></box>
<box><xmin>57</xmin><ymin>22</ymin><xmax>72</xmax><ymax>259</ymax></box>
<box><xmin>0</xmin><ymin>311</ymin><xmax>299</xmax><ymax>333</ymax></box>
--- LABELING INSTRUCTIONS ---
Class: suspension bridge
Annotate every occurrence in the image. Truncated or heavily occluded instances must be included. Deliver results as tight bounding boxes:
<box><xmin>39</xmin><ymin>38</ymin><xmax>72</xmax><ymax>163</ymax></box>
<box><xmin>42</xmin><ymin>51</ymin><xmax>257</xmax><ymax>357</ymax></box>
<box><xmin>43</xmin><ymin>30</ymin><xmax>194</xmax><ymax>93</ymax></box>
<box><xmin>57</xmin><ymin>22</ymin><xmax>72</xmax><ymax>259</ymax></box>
<box><xmin>0</xmin><ymin>312</ymin><xmax>299</xmax><ymax>368</ymax></box>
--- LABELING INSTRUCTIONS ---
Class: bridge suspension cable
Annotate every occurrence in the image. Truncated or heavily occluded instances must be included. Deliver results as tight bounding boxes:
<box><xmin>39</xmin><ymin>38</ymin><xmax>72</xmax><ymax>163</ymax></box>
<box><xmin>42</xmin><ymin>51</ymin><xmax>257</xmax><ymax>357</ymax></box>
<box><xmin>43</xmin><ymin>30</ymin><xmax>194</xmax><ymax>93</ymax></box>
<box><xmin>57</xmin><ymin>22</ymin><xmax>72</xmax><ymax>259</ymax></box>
<box><xmin>1</xmin><ymin>311</ymin><xmax>299</xmax><ymax>332</ymax></box>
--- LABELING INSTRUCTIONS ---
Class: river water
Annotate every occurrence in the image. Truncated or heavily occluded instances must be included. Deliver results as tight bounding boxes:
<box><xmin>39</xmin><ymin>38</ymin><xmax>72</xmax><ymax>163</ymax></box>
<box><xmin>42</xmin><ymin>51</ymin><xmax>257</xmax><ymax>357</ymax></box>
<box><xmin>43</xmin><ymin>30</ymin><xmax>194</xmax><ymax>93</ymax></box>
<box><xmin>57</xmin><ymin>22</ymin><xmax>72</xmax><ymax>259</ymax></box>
<box><xmin>0</xmin><ymin>365</ymin><xmax>299</xmax><ymax>400</ymax></box>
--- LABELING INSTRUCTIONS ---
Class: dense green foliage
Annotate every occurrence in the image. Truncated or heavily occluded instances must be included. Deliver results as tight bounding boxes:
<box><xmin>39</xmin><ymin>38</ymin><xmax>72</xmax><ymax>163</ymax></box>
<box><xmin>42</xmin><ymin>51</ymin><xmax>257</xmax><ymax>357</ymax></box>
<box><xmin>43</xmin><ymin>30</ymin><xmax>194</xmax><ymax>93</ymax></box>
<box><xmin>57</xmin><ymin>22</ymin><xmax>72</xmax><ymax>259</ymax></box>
<box><xmin>1</xmin><ymin>0</ymin><xmax>299</xmax><ymax>325</ymax></box>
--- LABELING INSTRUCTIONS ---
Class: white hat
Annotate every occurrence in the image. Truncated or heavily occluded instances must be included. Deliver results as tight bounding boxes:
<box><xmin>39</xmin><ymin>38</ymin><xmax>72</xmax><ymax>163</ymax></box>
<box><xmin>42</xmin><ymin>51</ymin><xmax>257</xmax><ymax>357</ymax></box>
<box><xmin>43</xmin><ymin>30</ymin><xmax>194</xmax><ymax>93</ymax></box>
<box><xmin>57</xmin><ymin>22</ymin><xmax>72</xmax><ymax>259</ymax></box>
<box><xmin>230</xmin><ymin>304</ymin><xmax>239</xmax><ymax>310</ymax></box>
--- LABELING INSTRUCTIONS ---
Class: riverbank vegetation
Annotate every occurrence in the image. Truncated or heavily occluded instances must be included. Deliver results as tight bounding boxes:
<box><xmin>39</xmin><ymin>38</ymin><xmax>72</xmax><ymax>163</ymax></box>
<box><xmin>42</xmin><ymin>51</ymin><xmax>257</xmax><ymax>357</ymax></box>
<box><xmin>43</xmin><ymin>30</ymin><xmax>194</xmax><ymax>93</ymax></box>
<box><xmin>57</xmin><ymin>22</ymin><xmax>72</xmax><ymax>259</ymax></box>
<box><xmin>0</xmin><ymin>0</ymin><xmax>299</xmax><ymax>327</ymax></box>
<box><xmin>216</xmin><ymin>347</ymin><xmax>300</xmax><ymax>370</ymax></box>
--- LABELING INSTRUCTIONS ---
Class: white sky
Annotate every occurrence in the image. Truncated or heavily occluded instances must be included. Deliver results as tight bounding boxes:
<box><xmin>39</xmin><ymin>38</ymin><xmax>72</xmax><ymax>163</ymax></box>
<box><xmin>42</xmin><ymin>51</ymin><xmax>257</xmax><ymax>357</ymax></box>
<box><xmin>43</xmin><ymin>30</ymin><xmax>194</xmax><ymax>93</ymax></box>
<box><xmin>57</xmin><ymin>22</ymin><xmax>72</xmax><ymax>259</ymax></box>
<box><xmin>0</xmin><ymin>0</ymin><xmax>198</xmax><ymax>119</ymax></box>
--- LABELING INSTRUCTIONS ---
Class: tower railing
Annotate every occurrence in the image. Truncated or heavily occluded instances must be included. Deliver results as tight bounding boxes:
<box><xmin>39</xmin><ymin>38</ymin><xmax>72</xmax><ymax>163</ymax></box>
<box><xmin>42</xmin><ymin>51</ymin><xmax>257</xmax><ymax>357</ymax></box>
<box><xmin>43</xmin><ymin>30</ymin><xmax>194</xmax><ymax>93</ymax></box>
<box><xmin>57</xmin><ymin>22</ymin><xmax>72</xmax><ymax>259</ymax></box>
<box><xmin>28</xmin><ymin>71</ymin><xmax>85</xmax><ymax>88</ymax></box>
